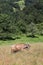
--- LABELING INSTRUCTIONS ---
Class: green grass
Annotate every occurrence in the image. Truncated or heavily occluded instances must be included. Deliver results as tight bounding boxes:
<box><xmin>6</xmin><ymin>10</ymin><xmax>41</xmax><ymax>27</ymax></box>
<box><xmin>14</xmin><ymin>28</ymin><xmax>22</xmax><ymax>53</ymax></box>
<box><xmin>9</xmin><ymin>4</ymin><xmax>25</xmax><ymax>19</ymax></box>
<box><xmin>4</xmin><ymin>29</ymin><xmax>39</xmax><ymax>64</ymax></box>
<box><xmin>0</xmin><ymin>35</ymin><xmax>43</xmax><ymax>45</ymax></box>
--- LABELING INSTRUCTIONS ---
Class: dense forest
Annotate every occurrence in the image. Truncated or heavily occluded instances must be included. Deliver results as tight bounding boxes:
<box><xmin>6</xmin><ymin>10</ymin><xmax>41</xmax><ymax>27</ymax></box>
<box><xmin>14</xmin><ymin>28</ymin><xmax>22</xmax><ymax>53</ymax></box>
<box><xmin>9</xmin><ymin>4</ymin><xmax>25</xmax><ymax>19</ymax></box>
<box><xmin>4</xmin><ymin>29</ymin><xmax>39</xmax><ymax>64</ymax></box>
<box><xmin>0</xmin><ymin>0</ymin><xmax>43</xmax><ymax>39</ymax></box>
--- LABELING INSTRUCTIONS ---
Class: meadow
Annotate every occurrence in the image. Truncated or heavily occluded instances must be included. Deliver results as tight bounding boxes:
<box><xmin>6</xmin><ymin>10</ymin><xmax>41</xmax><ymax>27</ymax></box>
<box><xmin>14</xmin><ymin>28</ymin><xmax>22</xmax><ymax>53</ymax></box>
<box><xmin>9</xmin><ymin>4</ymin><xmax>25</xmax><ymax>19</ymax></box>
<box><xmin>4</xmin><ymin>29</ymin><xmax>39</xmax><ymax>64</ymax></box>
<box><xmin>0</xmin><ymin>43</ymin><xmax>43</xmax><ymax>65</ymax></box>
<box><xmin>0</xmin><ymin>35</ymin><xmax>43</xmax><ymax>45</ymax></box>
<box><xmin>0</xmin><ymin>35</ymin><xmax>43</xmax><ymax>65</ymax></box>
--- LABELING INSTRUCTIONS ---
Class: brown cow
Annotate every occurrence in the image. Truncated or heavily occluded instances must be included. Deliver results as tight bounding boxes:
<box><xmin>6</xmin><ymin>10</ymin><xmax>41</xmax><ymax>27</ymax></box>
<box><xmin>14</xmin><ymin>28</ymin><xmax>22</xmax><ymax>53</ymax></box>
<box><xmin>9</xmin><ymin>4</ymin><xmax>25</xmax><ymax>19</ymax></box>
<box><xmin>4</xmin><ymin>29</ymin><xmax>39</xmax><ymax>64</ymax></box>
<box><xmin>11</xmin><ymin>43</ymin><xmax>30</xmax><ymax>53</ymax></box>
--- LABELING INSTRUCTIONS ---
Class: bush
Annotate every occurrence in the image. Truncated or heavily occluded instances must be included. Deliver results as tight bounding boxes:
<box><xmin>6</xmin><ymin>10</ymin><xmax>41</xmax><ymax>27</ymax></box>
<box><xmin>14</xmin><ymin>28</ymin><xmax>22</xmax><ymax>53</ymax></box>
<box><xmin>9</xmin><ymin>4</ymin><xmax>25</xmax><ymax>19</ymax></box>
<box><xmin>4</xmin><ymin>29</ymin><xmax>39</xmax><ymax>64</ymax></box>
<box><xmin>26</xmin><ymin>22</ymin><xmax>38</xmax><ymax>37</ymax></box>
<box><xmin>0</xmin><ymin>36</ymin><xmax>15</xmax><ymax>40</ymax></box>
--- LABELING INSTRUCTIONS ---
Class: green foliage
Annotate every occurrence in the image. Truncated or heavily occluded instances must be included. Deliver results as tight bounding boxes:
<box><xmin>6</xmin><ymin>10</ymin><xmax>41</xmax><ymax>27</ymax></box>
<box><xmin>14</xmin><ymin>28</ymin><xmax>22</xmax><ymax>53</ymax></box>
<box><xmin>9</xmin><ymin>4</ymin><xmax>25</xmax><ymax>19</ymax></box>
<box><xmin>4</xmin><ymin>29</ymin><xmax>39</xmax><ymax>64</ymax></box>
<box><xmin>0</xmin><ymin>0</ymin><xmax>43</xmax><ymax>40</ymax></box>
<box><xmin>26</xmin><ymin>22</ymin><xmax>38</xmax><ymax>37</ymax></box>
<box><xmin>37</xmin><ymin>23</ymin><xmax>43</xmax><ymax>35</ymax></box>
<box><xmin>0</xmin><ymin>35</ymin><xmax>43</xmax><ymax>45</ymax></box>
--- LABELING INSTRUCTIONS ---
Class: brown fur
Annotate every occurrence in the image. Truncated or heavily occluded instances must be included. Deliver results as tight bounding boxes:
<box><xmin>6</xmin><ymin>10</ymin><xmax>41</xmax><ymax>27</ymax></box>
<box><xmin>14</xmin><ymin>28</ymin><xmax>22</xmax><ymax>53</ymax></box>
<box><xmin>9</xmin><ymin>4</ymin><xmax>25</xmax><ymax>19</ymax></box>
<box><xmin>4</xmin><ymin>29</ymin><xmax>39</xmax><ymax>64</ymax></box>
<box><xmin>11</xmin><ymin>43</ymin><xmax>30</xmax><ymax>53</ymax></box>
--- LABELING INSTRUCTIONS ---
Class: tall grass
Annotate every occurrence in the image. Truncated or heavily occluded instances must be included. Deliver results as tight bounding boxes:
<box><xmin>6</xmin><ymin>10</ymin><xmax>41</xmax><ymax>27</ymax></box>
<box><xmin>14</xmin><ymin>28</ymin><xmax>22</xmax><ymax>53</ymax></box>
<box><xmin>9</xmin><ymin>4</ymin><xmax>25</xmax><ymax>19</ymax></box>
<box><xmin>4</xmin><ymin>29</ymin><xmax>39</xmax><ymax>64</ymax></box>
<box><xmin>0</xmin><ymin>43</ymin><xmax>43</xmax><ymax>65</ymax></box>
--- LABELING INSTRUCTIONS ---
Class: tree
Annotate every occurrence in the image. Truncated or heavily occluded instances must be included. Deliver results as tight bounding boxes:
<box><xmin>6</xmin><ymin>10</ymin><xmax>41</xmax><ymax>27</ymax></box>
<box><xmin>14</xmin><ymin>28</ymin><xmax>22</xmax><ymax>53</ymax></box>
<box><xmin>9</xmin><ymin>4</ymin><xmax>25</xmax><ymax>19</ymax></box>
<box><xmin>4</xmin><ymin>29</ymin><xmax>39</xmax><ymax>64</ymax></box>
<box><xmin>37</xmin><ymin>23</ymin><xmax>43</xmax><ymax>35</ymax></box>
<box><xmin>27</xmin><ymin>22</ymin><xmax>38</xmax><ymax>37</ymax></box>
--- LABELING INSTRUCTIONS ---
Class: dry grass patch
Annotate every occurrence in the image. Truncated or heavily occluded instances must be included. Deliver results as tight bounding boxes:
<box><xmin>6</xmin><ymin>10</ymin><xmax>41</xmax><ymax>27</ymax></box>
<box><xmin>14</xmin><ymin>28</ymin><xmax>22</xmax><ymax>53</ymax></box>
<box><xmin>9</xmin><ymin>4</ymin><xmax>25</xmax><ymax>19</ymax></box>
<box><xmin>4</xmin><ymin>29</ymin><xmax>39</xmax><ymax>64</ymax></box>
<box><xmin>0</xmin><ymin>43</ymin><xmax>43</xmax><ymax>65</ymax></box>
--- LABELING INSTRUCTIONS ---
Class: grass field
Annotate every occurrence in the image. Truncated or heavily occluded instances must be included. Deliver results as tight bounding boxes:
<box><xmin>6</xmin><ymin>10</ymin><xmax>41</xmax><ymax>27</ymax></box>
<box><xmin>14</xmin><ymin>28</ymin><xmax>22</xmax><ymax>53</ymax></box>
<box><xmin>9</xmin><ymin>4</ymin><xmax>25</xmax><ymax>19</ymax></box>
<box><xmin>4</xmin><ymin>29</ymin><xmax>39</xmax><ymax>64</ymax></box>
<box><xmin>0</xmin><ymin>43</ymin><xmax>43</xmax><ymax>65</ymax></box>
<box><xmin>0</xmin><ymin>35</ymin><xmax>43</xmax><ymax>65</ymax></box>
<box><xmin>0</xmin><ymin>35</ymin><xmax>43</xmax><ymax>45</ymax></box>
